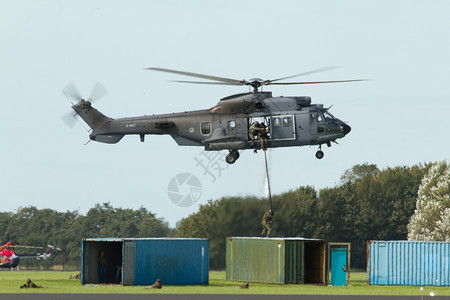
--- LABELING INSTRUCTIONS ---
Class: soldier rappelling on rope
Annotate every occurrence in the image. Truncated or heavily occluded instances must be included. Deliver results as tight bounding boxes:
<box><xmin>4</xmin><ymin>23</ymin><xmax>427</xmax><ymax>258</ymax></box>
<box><xmin>259</xmin><ymin>147</ymin><xmax>274</xmax><ymax>237</ymax></box>
<box><xmin>260</xmin><ymin>209</ymin><xmax>274</xmax><ymax>237</ymax></box>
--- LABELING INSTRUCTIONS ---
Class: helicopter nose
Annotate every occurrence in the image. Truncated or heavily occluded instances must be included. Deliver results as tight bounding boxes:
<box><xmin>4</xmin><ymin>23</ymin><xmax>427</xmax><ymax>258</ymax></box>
<box><xmin>343</xmin><ymin>123</ymin><xmax>351</xmax><ymax>135</ymax></box>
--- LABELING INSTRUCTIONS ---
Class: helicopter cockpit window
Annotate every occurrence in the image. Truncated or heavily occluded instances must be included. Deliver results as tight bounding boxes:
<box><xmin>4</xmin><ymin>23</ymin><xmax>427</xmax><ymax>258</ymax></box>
<box><xmin>317</xmin><ymin>114</ymin><xmax>324</xmax><ymax>123</ymax></box>
<box><xmin>310</xmin><ymin>112</ymin><xmax>324</xmax><ymax>123</ymax></box>
<box><xmin>323</xmin><ymin>110</ymin><xmax>335</xmax><ymax>121</ymax></box>
<box><xmin>201</xmin><ymin>121</ymin><xmax>211</xmax><ymax>135</ymax></box>
<box><xmin>283</xmin><ymin>117</ymin><xmax>292</xmax><ymax>127</ymax></box>
<box><xmin>273</xmin><ymin>117</ymin><xmax>281</xmax><ymax>127</ymax></box>
<box><xmin>227</xmin><ymin>120</ymin><xmax>236</xmax><ymax>128</ymax></box>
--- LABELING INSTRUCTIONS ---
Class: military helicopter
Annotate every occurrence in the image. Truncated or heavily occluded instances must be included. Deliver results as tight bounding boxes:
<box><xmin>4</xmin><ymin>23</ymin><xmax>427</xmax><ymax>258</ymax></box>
<box><xmin>0</xmin><ymin>235</ymin><xmax>58</xmax><ymax>269</ymax></box>
<box><xmin>63</xmin><ymin>67</ymin><xmax>363</xmax><ymax>164</ymax></box>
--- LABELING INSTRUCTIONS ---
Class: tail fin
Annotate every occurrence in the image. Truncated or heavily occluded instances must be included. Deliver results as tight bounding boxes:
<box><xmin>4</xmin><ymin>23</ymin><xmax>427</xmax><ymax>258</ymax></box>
<box><xmin>72</xmin><ymin>100</ymin><xmax>109</xmax><ymax>130</ymax></box>
<box><xmin>41</xmin><ymin>245</ymin><xmax>55</xmax><ymax>259</ymax></box>
<box><xmin>71</xmin><ymin>100</ymin><xmax>124</xmax><ymax>144</ymax></box>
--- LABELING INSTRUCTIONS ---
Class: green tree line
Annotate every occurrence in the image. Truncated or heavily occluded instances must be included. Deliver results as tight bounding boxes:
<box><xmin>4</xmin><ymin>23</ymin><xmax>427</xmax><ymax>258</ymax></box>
<box><xmin>0</xmin><ymin>203</ymin><xmax>174</xmax><ymax>269</ymax></box>
<box><xmin>1</xmin><ymin>163</ymin><xmax>436</xmax><ymax>270</ymax></box>
<box><xmin>178</xmin><ymin>163</ymin><xmax>430</xmax><ymax>269</ymax></box>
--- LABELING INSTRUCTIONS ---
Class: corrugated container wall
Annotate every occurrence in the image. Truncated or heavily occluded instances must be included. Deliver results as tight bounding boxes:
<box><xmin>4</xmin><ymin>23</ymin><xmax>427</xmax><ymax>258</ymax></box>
<box><xmin>134</xmin><ymin>238</ymin><xmax>209</xmax><ymax>285</ymax></box>
<box><xmin>227</xmin><ymin>238</ymin><xmax>287</xmax><ymax>283</ymax></box>
<box><xmin>226</xmin><ymin>237</ymin><xmax>326</xmax><ymax>285</ymax></box>
<box><xmin>368</xmin><ymin>241</ymin><xmax>449</xmax><ymax>286</ymax></box>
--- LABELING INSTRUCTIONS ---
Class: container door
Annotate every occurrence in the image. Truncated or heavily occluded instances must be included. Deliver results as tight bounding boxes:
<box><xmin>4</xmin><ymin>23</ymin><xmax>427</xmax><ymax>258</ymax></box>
<box><xmin>81</xmin><ymin>240</ymin><xmax>101</xmax><ymax>284</ymax></box>
<box><xmin>81</xmin><ymin>241</ymin><xmax>86</xmax><ymax>284</ymax></box>
<box><xmin>285</xmin><ymin>242</ymin><xmax>297</xmax><ymax>284</ymax></box>
<box><xmin>375</xmin><ymin>242</ymin><xmax>388</xmax><ymax>284</ymax></box>
<box><xmin>330</xmin><ymin>246</ymin><xmax>348</xmax><ymax>286</ymax></box>
<box><xmin>294</xmin><ymin>240</ymin><xmax>304</xmax><ymax>284</ymax></box>
<box><xmin>122</xmin><ymin>241</ymin><xmax>135</xmax><ymax>285</ymax></box>
<box><xmin>284</xmin><ymin>240</ymin><xmax>304</xmax><ymax>284</ymax></box>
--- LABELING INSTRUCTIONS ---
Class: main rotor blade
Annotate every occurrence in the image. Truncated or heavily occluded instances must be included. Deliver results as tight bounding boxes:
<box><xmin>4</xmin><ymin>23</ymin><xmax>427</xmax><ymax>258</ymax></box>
<box><xmin>11</xmin><ymin>245</ymin><xmax>44</xmax><ymax>249</ymax></box>
<box><xmin>62</xmin><ymin>82</ymin><xmax>82</xmax><ymax>102</ymax></box>
<box><xmin>171</xmin><ymin>80</ymin><xmax>244</xmax><ymax>86</ymax></box>
<box><xmin>268</xmin><ymin>79</ymin><xmax>367</xmax><ymax>86</ymax></box>
<box><xmin>269</xmin><ymin>66</ymin><xmax>341</xmax><ymax>83</ymax></box>
<box><xmin>89</xmin><ymin>82</ymin><xmax>108</xmax><ymax>102</ymax></box>
<box><xmin>146</xmin><ymin>67</ymin><xmax>244</xmax><ymax>85</ymax></box>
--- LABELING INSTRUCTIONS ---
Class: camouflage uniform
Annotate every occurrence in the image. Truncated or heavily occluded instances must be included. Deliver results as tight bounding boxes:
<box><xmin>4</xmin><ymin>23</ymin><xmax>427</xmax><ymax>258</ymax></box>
<box><xmin>248</xmin><ymin>121</ymin><xmax>261</xmax><ymax>143</ymax></box>
<box><xmin>20</xmin><ymin>278</ymin><xmax>42</xmax><ymax>288</ymax></box>
<box><xmin>261</xmin><ymin>210</ymin><xmax>274</xmax><ymax>237</ymax></box>
<box><xmin>258</xmin><ymin>123</ymin><xmax>268</xmax><ymax>150</ymax></box>
<box><xmin>146</xmin><ymin>278</ymin><xmax>162</xmax><ymax>289</ymax></box>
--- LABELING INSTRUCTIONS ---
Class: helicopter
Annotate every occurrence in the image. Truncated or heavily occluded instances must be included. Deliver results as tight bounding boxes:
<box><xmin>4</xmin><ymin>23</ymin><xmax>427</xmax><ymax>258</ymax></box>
<box><xmin>0</xmin><ymin>236</ymin><xmax>58</xmax><ymax>269</ymax></box>
<box><xmin>63</xmin><ymin>67</ymin><xmax>363</xmax><ymax>164</ymax></box>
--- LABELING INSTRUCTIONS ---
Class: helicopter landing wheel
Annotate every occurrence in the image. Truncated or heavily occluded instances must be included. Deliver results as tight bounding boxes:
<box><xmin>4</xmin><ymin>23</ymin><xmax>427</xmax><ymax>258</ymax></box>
<box><xmin>230</xmin><ymin>149</ymin><xmax>240</xmax><ymax>160</ymax></box>
<box><xmin>315</xmin><ymin>150</ymin><xmax>324</xmax><ymax>159</ymax></box>
<box><xmin>226</xmin><ymin>150</ymin><xmax>239</xmax><ymax>164</ymax></box>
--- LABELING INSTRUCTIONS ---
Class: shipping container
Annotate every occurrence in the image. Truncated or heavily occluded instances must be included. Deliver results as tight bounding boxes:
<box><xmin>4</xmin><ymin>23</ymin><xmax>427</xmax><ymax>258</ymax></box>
<box><xmin>367</xmin><ymin>241</ymin><xmax>450</xmax><ymax>286</ymax></box>
<box><xmin>82</xmin><ymin>238</ymin><xmax>209</xmax><ymax>286</ymax></box>
<box><xmin>226</xmin><ymin>237</ymin><xmax>327</xmax><ymax>284</ymax></box>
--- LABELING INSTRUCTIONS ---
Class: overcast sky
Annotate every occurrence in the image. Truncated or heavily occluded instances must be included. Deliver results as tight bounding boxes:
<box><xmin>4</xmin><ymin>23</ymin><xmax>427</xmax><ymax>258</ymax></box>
<box><xmin>1</xmin><ymin>1</ymin><xmax>449</xmax><ymax>227</ymax></box>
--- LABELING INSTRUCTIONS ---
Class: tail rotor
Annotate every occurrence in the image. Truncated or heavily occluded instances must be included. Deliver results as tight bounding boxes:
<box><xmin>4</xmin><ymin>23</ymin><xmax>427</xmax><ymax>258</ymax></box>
<box><xmin>62</xmin><ymin>82</ymin><xmax>83</xmax><ymax>103</ymax></box>
<box><xmin>88</xmin><ymin>82</ymin><xmax>108</xmax><ymax>103</ymax></box>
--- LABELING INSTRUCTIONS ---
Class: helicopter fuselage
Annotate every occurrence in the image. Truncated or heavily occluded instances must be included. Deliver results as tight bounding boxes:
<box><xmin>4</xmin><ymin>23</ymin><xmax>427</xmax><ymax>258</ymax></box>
<box><xmin>72</xmin><ymin>91</ymin><xmax>350</xmax><ymax>164</ymax></box>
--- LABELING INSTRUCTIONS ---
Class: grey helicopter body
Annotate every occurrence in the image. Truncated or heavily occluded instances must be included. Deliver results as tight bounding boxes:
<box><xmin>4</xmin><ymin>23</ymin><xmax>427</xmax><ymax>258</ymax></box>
<box><xmin>66</xmin><ymin>68</ymin><xmax>360</xmax><ymax>164</ymax></box>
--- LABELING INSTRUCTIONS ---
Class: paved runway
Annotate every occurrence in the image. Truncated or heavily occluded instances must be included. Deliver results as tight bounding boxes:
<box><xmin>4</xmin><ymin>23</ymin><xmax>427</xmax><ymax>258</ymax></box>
<box><xmin>1</xmin><ymin>294</ymin><xmax>447</xmax><ymax>300</ymax></box>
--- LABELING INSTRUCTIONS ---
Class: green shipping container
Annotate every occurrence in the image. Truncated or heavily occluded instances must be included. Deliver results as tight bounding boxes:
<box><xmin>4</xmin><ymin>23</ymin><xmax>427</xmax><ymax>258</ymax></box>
<box><xmin>226</xmin><ymin>237</ymin><xmax>327</xmax><ymax>284</ymax></box>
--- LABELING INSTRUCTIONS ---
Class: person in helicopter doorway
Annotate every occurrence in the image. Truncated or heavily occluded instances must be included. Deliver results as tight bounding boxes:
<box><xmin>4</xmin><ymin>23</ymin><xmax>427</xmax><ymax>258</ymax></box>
<box><xmin>260</xmin><ymin>210</ymin><xmax>274</xmax><ymax>237</ymax></box>
<box><xmin>249</xmin><ymin>121</ymin><xmax>263</xmax><ymax>152</ymax></box>
<box><xmin>248</xmin><ymin>121</ymin><xmax>260</xmax><ymax>143</ymax></box>
<box><xmin>258</xmin><ymin>122</ymin><xmax>268</xmax><ymax>151</ymax></box>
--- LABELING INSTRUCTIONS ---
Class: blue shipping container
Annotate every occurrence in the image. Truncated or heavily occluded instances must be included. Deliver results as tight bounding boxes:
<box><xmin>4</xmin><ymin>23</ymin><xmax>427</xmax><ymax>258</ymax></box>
<box><xmin>368</xmin><ymin>241</ymin><xmax>449</xmax><ymax>286</ymax></box>
<box><xmin>82</xmin><ymin>238</ymin><xmax>209</xmax><ymax>286</ymax></box>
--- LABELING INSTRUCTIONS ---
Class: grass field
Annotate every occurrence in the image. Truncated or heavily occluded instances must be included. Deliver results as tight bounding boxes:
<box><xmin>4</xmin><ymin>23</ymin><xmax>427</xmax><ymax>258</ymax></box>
<box><xmin>0</xmin><ymin>270</ymin><xmax>448</xmax><ymax>295</ymax></box>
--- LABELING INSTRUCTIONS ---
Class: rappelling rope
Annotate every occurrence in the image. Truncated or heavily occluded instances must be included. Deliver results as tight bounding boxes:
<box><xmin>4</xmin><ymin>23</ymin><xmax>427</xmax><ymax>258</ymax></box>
<box><xmin>263</xmin><ymin>149</ymin><xmax>273</xmax><ymax>212</ymax></box>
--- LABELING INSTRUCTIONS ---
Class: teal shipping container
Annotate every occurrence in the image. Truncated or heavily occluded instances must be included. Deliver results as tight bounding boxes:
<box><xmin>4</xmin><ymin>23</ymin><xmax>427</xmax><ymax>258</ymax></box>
<box><xmin>82</xmin><ymin>238</ymin><xmax>209</xmax><ymax>286</ymax></box>
<box><xmin>226</xmin><ymin>237</ymin><xmax>327</xmax><ymax>284</ymax></box>
<box><xmin>368</xmin><ymin>240</ymin><xmax>449</xmax><ymax>286</ymax></box>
